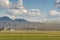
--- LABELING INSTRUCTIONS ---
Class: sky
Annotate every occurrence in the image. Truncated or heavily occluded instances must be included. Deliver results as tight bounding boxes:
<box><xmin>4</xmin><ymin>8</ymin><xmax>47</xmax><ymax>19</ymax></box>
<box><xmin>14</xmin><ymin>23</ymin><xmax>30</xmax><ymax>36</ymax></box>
<box><xmin>0</xmin><ymin>0</ymin><xmax>60</xmax><ymax>22</ymax></box>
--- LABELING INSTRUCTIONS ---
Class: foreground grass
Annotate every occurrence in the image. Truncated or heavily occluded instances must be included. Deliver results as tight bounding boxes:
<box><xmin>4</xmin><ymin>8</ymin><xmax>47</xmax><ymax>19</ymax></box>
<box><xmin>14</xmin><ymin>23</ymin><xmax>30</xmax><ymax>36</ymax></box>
<box><xmin>0</xmin><ymin>31</ymin><xmax>60</xmax><ymax>40</ymax></box>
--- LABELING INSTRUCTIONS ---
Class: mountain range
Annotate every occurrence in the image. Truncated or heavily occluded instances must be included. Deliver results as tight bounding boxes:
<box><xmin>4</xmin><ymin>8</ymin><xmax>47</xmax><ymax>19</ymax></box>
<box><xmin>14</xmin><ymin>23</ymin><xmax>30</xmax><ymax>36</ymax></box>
<box><xmin>0</xmin><ymin>16</ymin><xmax>27</xmax><ymax>22</ymax></box>
<box><xmin>0</xmin><ymin>16</ymin><xmax>60</xmax><ymax>30</ymax></box>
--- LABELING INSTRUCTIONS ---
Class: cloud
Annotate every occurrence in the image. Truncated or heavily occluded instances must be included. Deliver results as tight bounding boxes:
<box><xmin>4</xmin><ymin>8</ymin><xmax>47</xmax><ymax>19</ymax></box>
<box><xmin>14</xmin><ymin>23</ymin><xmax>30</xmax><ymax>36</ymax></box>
<box><xmin>56</xmin><ymin>0</ymin><xmax>60</xmax><ymax>3</ymax></box>
<box><xmin>4</xmin><ymin>8</ymin><xmax>43</xmax><ymax>22</ymax></box>
<box><xmin>0</xmin><ymin>0</ymin><xmax>41</xmax><ymax>21</ymax></box>
<box><xmin>0</xmin><ymin>0</ymin><xmax>10</xmax><ymax>9</ymax></box>
<box><xmin>55</xmin><ymin>0</ymin><xmax>60</xmax><ymax>8</ymax></box>
<box><xmin>0</xmin><ymin>13</ymin><xmax>16</xmax><ymax>19</ymax></box>
<box><xmin>7</xmin><ymin>9</ymin><xmax>41</xmax><ymax>19</ymax></box>
<box><xmin>0</xmin><ymin>0</ymin><xmax>24</xmax><ymax>9</ymax></box>
<box><xmin>27</xmin><ymin>9</ymin><xmax>41</xmax><ymax>16</ymax></box>
<box><xmin>0</xmin><ymin>0</ymin><xmax>48</xmax><ymax>22</ymax></box>
<box><xmin>50</xmin><ymin>10</ymin><xmax>60</xmax><ymax>16</ymax></box>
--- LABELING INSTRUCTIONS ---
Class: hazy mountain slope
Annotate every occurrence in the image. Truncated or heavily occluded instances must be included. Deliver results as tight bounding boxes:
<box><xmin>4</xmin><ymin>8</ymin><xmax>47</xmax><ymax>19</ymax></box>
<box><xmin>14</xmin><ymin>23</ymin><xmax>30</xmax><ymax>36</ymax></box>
<box><xmin>0</xmin><ymin>16</ymin><xmax>60</xmax><ymax>30</ymax></box>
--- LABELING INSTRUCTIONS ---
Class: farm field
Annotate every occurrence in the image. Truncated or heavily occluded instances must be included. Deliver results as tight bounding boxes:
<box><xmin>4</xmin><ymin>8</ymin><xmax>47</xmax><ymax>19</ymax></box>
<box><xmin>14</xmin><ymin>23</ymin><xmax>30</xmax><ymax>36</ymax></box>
<box><xmin>0</xmin><ymin>31</ymin><xmax>60</xmax><ymax>40</ymax></box>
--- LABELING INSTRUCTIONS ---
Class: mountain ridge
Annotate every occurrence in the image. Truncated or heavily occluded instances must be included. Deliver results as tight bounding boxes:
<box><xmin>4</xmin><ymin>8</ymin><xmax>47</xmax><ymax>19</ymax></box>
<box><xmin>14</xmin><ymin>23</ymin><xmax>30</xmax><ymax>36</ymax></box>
<box><xmin>0</xmin><ymin>16</ymin><xmax>27</xmax><ymax>22</ymax></box>
<box><xmin>0</xmin><ymin>16</ymin><xmax>60</xmax><ymax>30</ymax></box>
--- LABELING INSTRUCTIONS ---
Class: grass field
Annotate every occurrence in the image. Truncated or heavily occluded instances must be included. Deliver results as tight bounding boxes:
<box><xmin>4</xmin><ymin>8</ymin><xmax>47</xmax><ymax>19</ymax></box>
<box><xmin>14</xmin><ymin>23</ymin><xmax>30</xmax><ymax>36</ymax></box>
<box><xmin>0</xmin><ymin>31</ymin><xmax>60</xmax><ymax>40</ymax></box>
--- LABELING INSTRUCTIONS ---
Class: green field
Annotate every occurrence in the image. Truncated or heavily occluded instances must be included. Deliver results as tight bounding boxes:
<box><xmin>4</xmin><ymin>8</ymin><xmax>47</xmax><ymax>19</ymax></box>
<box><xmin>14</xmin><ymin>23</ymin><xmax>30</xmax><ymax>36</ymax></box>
<box><xmin>0</xmin><ymin>31</ymin><xmax>60</xmax><ymax>40</ymax></box>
